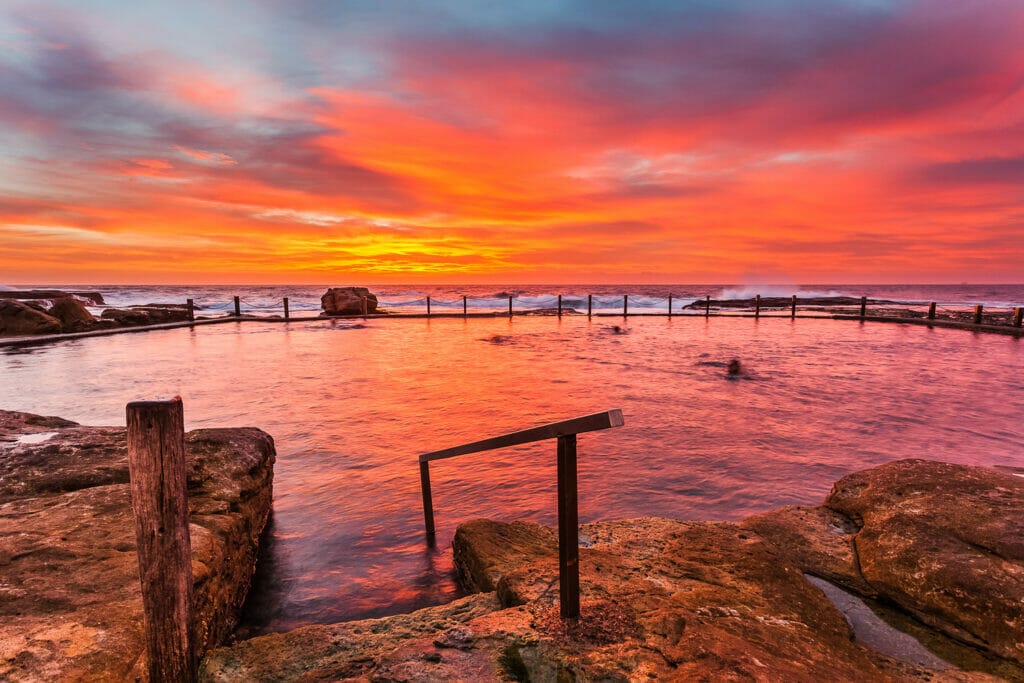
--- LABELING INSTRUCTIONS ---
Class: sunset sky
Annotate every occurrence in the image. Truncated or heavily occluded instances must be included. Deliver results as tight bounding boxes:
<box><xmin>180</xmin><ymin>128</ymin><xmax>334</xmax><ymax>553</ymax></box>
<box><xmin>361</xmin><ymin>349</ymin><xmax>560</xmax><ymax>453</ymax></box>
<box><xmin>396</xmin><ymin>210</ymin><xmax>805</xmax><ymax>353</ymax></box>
<box><xmin>1</xmin><ymin>1</ymin><xmax>1022</xmax><ymax>284</ymax></box>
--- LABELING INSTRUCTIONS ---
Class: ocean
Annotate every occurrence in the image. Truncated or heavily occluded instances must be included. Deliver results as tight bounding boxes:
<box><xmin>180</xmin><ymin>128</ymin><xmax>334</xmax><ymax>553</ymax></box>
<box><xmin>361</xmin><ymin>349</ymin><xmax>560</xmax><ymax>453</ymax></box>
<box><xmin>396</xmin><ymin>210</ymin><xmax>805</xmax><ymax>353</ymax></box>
<box><xmin>1</xmin><ymin>283</ymin><xmax>1022</xmax><ymax>636</ymax></box>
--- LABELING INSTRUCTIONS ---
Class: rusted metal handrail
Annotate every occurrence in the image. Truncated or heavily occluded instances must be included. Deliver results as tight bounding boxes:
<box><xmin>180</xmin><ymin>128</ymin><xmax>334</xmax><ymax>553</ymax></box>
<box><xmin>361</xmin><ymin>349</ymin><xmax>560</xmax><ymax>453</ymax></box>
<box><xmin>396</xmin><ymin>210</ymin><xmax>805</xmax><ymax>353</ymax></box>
<box><xmin>418</xmin><ymin>408</ymin><xmax>624</xmax><ymax>619</ymax></box>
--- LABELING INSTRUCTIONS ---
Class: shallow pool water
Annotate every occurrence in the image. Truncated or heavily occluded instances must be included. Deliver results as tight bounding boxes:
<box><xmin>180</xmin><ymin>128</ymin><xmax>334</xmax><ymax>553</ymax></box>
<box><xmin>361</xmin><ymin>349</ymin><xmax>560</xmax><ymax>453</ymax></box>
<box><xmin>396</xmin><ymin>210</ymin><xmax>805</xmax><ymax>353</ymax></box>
<box><xmin>2</xmin><ymin>316</ymin><xmax>1021</xmax><ymax>634</ymax></box>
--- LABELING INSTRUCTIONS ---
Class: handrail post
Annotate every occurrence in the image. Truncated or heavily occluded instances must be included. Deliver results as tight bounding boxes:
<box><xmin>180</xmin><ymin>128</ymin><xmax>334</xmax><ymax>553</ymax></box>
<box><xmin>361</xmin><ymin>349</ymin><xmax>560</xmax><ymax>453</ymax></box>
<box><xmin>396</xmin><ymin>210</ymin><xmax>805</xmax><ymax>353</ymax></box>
<box><xmin>283</xmin><ymin>297</ymin><xmax>289</xmax><ymax>321</ymax></box>
<box><xmin>420</xmin><ymin>461</ymin><xmax>435</xmax><ymax>537</ymax></box>
<box><xmin>463</xmin><ymin>295</ymin><xmax>467</xmax><ymax>318</ymax></box>
<box><xmin>974</xmin><ymin>304</ymin><xmax>983</xmax><ymax>325</ymax></box>
<box><xmin>558</xmin><ymin>294</ymin><xmax>562</xmax><ymax>317</ymax></box>
<box><xmin>705</xmin><ymin>295</ymin><xmax>710</xmax><ymax>317</ymax></box>
<box><xmin>1014</xmin><ymin>307</ymin><xmax>1023</xmax><ymax>328</ymax></box>
<box><xmin>928</xmin><ymin>302</ymin><xmax>936</xmax><ymax>320</ymax></box>
<box><xmin>361</xmin><ymin>296</ymin><xmax>368</xmax><ymax>319</ymax></box>
<box><xmin>556</xmin><ymin>434</ymin><xmax>580</xmax><ymax>620</ymax></box>
<box><xmin>126</xmin><ymin>399</ymin><xmax>196</xmax><ymax>683</ymax></box>
<box><xmin>755</xmin><ymin>294</ymin><xmax>760</xmax><ymax>318</ymax></box>
<box><xmin>186</xmin><ymin>298</ymin><xmax>194</xmax><ymax>322</ymax></box>
<box><xmin>668</xmin><ymin>295</ymin><xmax>672</xmax><ymax>317</ymax></box>
<box><xmin>426</xmin><ymin>296</ymin><xmax>431</xmax><ymax>317</ymax></box>
<box><xmin>791</xmin><ymin>295</ymin><xmax>796</xmax><ymax>319</ymax></box>
<box><xmin>860</xmin><ymin>296</ymin><xmax>867</xmax><ymax>319</ymax></box>
<box><xmin>233</xmin><ymin>296</ymin><xmax>241</xmax><ymax>317</ymax></box>
<box><xmin>623</xmin><ymin>294</ymin><xmax>628</xmax><ymax>317</ymax></box>
<box><xmin>508</xmin><ymin>295</ymin><xmax>513</xmax><ymax>318</ymax></box>
<box><xmin>587</xmin><ymin>294</ymin><xmax>592</xmax><ymax>318</ymax></box>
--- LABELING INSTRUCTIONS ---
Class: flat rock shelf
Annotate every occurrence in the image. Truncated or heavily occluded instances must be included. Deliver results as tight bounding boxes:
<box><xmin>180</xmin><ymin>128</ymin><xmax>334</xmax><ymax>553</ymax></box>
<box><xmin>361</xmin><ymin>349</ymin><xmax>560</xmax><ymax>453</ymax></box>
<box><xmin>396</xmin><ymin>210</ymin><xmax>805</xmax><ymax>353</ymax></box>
<box><xmin>0</xmin><ymin>410</ymin><xmax>275</xmax><ymax>681</ymax></box>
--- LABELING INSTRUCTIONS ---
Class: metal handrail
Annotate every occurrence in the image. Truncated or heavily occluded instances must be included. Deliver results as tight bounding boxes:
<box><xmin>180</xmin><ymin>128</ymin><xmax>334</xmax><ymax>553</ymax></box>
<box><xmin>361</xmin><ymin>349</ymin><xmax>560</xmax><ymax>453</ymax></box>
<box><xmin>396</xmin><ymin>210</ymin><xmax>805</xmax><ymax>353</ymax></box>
<box><xmin>417</xmin><ymin>409</ymin><xmax>624</xmax><ymax>619</ymax></box>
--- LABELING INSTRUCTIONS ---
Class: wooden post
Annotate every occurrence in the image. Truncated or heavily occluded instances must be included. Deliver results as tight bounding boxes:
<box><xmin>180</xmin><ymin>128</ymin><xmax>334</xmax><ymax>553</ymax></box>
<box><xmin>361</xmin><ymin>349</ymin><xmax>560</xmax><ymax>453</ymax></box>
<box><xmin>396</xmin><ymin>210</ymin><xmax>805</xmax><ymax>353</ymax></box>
<box><xmin>427</xmin><ymin>296</ymin><xmax>431</xmax><ymax>317</ymax></box>
<box><xmin>508</xmin><ymin>295</ymin><xmax>513</xmax><ymax>318</ymax></box>
<box><xmin>126</xmin><ymin>399</ymin><xmax>196</xmax><ymax>683</ymax></box>
<box><xmin>186</xmin><ymin>299</ymin><xmax>194</xmax><ymax>322</ymax></box>
<box><xmin>791</xmin><ymin>295</ymin><xmax>796</xmax><ymax>319</ymax></box>
<box><xmin>283</xmin><ymin>297</ymin><xmax>289</xmax><ymax>321</ymax></box>
<box><xmin>233</xmin><ymin>296</ymin><xmax>240</xmax><ymax>317</ymax></box>
<box><xmin>623</xmin><ymin>295</ymin><xmax>628</xmax><ymax>317</ymax></box>
<box><xmin>668</xmin><ymin>295</ymin><xmax>673</xmax><ymax>317</ymax></box>
<box><xmin>420</xmin><ymin>461</ymin><xmax>435</xmax><ymax>537</ymax></box>
<box><xmin>558</xmin><ymin>294</ymin><xmax>562</xmax><ymax>317</ymax></box>
<box><xmin>974</xmin><ymin>304</ymin><xmax>983</xmax><ymax>325</ymax></box>
<box><xmin>860</xmin><ymin>296</ymin><xmax>867</xmax><ymax>319</ymax></box>
<box><xmin>463</xmin><ymin>295</ymin><xmax>467</xmax><ymax>318</ymax></box>
<box><xmin>587</xmin><ymin>294</ymin><xmax>592</xmax><ymax>318</ymax></box>
<box><xmin>705</xmin><ymin>295</ymin><xmax>710</xmax><ymax>317</ymax></box>
<box><xmin>755</xmin><ymin>294</ymin><xmax>761</xmax><ymax>318</ymax></box>
<box><xmin>556</xmin><ymin>434</ymin><xmax>580</xmax><ymax>620</ymax></box>
<box><xmin>361</xmin><ymin>296</ymin><xmax>368</xmax><ymax>318</ymax></box>
<box><xmin>928</xmin><ymin>302</ymin><xmax>936</xmax><ymax>319</ymax></box>
<box><xmin>1014</xmin><ymin>307</ymin><xmax>1023</xmax><ymax>328</ymax></box>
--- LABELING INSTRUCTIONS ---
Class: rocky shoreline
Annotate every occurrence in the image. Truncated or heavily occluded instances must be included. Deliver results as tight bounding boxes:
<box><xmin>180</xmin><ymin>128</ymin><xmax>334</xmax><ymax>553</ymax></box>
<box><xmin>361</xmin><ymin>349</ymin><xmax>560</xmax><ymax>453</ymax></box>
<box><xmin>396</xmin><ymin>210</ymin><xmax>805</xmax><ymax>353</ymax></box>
<box><xmin>202</xmin><ymin>459</ymin><xmax>1023</xmax><ymax>682</ymax></box>
<box><xmin>0</xmin><ymin>410</ymin><xmax>275</xmax><ymax>681</ymax></box>
<box><xmin>0</xmin><ymin>290</ymin><xmax>194</xmax><ymax>337</ymax></box>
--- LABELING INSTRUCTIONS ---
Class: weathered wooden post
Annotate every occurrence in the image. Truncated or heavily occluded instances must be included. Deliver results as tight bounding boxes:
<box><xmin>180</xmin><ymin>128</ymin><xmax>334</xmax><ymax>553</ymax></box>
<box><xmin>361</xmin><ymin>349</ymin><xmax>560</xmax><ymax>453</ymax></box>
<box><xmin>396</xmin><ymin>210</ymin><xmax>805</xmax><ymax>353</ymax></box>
<box><xmin>587</xmin><ymin>294</ymin><xmax>592</xmax><ymax>318</ymax></box>
<box><xmin>860</xmin><ymin>296</ymin><xmax>867</xmax><ymax>319</ymax></box>
<box><xmin>705</xmin><ymin>295</ymin><xmax>711</xmax><ymax>317</ymax></box>
<box><xmin>623</xmin><ymin>295</ymin><xmax>628</xmax><ymax>317</ymax></box>
<box><xmin>463</xmin><ymin>295</ymin><xmax>467</xmax><ymax>318</ymax></box>
<box><xmin>755</xmin><ymin>294</ymin><xmax>761</xmax><ymax>318</ymax></box>
<box><xmin>791</xmin><ymin>295</ymin><xmax>796</xmax><ymax>319</ymax></box>
<box><xmin>426</xmin><ymin>296</ymin><xmax>431</xmax><ymax>317</ymax></box>
<box><xmin>974</xmin><ymin>304</ymin><xmax>983</xmax><ymax>325</ymax></box>
<box><xmin>283</xmin><ymin>297</ymin><xmax>289</xmax><ymax>321</ymax></box>
<box><xmin>928</xmin><ymin>302</ymin><xmax>936</xmax><ymax>319</ymax></box>
<box><xmin>1014</xmin><ymin>307</ymin><xmax>1023</xmax><ymax>328</ymax></box>
<box><xmin>233</xmin><ymin>296</ymin><xmax>241</xmax><ymax>317</ymax></box>
<box><xmin>557</xmin><ymin>294</ymin><xmax>562</xmax><ymax>317</ymax></box>
<box><xmin>556</xmin><ymin>434</ymin><xmax>580</xmax><ymax>620</ymax></box>
<box><xmin>186</xmin><ymin>299</ymin><xmax>194</xmax><ymax>322</ymax></box>
<box><xmin>508</xmin><ymin>295</ymin><xmax>513</xmax><ymax>318</ymax></box>
<box><xmin>668</xmin><ymin>295</ymin><xmax>673</xmax><ymax>317</ymax></box>
<box><xmin>126</xmin><ymin>399</ymin><xmax>196</xmax><ymax>683</ymax></box>
<box><xmin>361</xmin><ymin>296</ymin><xmax>368</xmax><ymax>318</ymax></box>
<box><xmin>419</xmin><ymin>461</ymin><xmax>435</xmax><ymax>537</ymax></box>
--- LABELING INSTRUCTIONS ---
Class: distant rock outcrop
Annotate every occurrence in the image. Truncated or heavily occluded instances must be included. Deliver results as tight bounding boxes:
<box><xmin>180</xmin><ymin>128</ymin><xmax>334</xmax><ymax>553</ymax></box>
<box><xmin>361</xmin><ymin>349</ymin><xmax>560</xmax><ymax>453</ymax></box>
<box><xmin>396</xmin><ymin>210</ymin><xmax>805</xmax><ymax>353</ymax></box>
<box><xmin>0</xmin><ymin>410</ymin><xmax>276</xmax><ymax>681</ymax></box>
<box><xmin>0</xmin><ymin>290</ymin><xmax>105</xmax><ymax>305</ymax></box>
<box><xmin>321</xmin><ymin>287</ymin><xmax>379</xmax><ymax>315</ymax></box>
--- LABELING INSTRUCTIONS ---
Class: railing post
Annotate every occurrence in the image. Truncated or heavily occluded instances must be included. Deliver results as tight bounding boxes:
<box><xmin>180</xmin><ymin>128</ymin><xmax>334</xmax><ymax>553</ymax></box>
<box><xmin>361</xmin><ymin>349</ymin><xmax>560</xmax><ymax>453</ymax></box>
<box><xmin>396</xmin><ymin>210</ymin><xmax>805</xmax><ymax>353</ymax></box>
<box><xmin>668</xmin><ymin>295</ymin><xmax>672</xmax><ymax>317</ymax></box>
<box><xmin>126</xmin><ymin>399</ymin><xmax>196</xmax><ymax>683</ymax></box>
<box><xmin>928</xmin><ymin>302</ymin><xmax>936</xmax><ymax>320</ymax></box>
<box><xmin>463</xmin><ymin>295</ymin><xmax>467</xmax><ymax>318</ymax></box>
<box><xmin>233</xmin><ymin>296</ymin><xmax>241</xmax><ymax>317</ymax></box>
<box><xmin>860</xmin><ymin>296</ymin><xmax>867</xmax><ymax>319</ymax></box>
<box><xmin>1014</xmin><ymin>307</ymin><xmax>1023</xmax><ymax>328</ymax></box>
<box><xmin>420</xmin><ymin>461</ymin><xmax>435</xmax><ymax>536</ymax></box>
<box><xmin>556</xmin><ymin>434</ymin><xmax>580</xmax><ymax>620</ymax></box>
<box><xmin>558</xmin><ymin>294</ymin><xmax>562</xmax><ymax>317</ymax></box>
<box><xmin>186</xmin><ymin>299</ymin><xmax>194</xmax><ymax>322</ymax></box>
<box><xmin>283</xmin><ymin>297</ymin><xmax>289</xmax><ymax>321</ymax></box>
<box><xmin>705</xmin><ymin>295</ymin><xmax>710</xmax><ymax>317</ymax></box>
<box><xmin>361</xmin><ymin>296</ymin><xmax>368</xmax><ymax>319</ymax></box>
<box><xmin>508</xmin><ymin>295</ymin><xmax>513</xmax><ymax>318</ymax></box>
<box><xmin>974</xmin><ymin>304</ymin><xmax>983</xmax><ymax>325</ymax></box>
<box><xmin>623</xmin><ymin>294</ymin><xmax>628</xmax><ymax>317</ymax></box>
<box><xmin>791</xmin><ymin>295</ymin><xmax>796</xmax><ymax>319</ymax></box>
<box><xmin>587</xmin><ymin>294</ymin><xmax>592</xmax><ymax>318</ymax></box>
<box><xmin>427</xmin><ymin>296</ymin><xmax>431</xmax><ymax>317</ymax></box>
<box><xmin>755</xmin><ymin>294</ymin><xmax>760</xmax><ymax>318</ymax></box>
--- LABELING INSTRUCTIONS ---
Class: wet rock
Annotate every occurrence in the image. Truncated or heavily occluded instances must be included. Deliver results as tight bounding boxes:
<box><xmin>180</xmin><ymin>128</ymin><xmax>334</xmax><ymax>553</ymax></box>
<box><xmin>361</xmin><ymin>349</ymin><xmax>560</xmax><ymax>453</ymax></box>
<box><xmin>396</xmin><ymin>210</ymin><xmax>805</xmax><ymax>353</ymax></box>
<box><xmin>0</xmin><ymin>410</ymin><xmax>275</xmax><ymax>681</ymax></box>
<box><xmin>321</xmin><ymin>287</ymin><xmax>378</xmax><ymax>315</ymax></box>
<box><xmin>47</xmin><ymin>297</ymin><xmax>95</xmax><ymax>332</ymax></box>
<box><xmin>0</xmin><ymin>290</ymin><xmax>105</xmax><ymax>305</ymax></box>
<box><xmin>100</xmin><ymin>306</ymin><xmax>190</xmax><ymax>326</ymax></box>
<box><xmin>0</xmin><ymin>299</ymin><xmax>62</xmax><ymax>336</ymax></box>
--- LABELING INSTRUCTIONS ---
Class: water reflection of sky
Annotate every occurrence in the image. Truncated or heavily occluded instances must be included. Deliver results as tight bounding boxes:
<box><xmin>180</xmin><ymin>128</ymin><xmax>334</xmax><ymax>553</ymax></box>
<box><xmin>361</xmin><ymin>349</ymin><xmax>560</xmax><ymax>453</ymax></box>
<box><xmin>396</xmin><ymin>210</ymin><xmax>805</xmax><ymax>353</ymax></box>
<box><xmin>2</xmin><ymin>317</ymin><xmax>1022</xmax><ymax>635</ymax></box>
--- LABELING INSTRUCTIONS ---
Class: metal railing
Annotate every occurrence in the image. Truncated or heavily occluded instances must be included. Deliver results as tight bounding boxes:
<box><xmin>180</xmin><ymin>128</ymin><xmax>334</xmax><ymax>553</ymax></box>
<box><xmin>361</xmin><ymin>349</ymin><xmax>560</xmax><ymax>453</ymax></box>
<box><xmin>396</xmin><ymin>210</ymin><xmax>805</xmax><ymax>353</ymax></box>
<box><xmin>418</xmin><ymin>408</ymin><xmax>625</xmax><ymax>619</ymax></box>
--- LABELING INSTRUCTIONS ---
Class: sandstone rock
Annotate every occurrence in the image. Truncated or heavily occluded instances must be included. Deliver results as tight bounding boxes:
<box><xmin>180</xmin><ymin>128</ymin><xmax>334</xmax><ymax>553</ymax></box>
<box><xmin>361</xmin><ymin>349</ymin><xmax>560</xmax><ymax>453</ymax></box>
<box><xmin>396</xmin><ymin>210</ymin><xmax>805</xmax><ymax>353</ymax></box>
<box><xmin>47</xmin><ymin>297</ymin><xmax>95</xmax><ymax>332</ymax></box>
<box><xmin>100</xmin><ymin>306</ymin><xmax>189</xmax><ymax>326</ymax></box>
<box><xmin>321</xmin><ymin>287</ymin><xmax>378</xmax><ymax>315</ymax></box>
<box><xmin>0</xmin><ymin>299</ymin><xmax>62</xmax><ymax>336</ymax></box>
<box><xmin>0</xmin><ymin>410</ymin><xmax>275</xmax><ymax>681</ymax></box>
<box><xmin>0</xmin><ymin>290</ymin><xmax>104</xmax><ymax>305</ymax></box>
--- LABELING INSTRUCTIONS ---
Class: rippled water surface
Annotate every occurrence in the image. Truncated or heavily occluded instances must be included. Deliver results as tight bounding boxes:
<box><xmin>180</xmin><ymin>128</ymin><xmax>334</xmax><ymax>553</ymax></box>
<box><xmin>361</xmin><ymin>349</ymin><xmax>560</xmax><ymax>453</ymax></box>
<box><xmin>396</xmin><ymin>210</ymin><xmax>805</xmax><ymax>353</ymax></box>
<box><xmin>2</xmin><ymin>316</ymin><xmax>1022</xmax><ymax>634</ymax></box>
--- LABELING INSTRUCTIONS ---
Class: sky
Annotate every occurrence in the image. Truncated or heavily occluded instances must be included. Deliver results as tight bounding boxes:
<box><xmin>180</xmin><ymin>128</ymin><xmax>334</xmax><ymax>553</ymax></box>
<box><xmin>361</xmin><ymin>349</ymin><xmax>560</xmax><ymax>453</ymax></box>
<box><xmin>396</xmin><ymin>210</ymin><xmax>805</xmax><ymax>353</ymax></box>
<box><xmin>1</xmin><ymin>0</ymin><xmax>1022</xmax><ymax>285</ymax></box>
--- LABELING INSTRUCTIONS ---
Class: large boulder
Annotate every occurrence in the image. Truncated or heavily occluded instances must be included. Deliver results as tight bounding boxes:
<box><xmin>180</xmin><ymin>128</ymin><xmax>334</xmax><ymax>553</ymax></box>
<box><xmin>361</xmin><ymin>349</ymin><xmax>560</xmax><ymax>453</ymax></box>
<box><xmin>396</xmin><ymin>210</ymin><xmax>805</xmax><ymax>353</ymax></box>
<box><xmin>47</xmin><ymin>297</ymin><xmax>95</xmax><ymax>332</ymax></box>
<box><xmin>100</xmin><ymin>305</ymin><xmax>190</xmax><ymax>326</ymax></box>
<box><xmin>746</xmin><ymin>459</ymin><xmax>1024</xmax><ymax>668</ymax></box>
<box><xmin>0</xmin><ymin>299</ymin><xmax>62</xmax><ymax>336</ymax></box>
<box><xmin>321</xmin><ymin>287</ymin><xmax>378</xmax><ymax>315</ymax></box>
<box><xmin>0</xmin><ymin>410</ymin><xmax>275</xmax><ymax>681</ymax></box>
